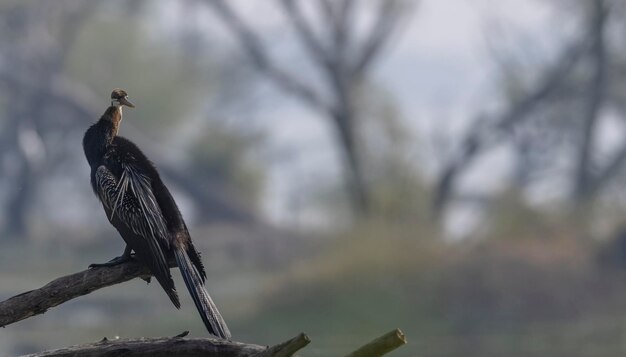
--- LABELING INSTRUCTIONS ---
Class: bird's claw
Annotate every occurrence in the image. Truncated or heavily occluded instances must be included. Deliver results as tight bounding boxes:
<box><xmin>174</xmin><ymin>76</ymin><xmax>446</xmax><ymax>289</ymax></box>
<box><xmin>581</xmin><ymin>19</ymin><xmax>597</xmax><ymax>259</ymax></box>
<box><xmin>89</xmin><ymin>254</ymin><xmax>134</xmax><ymax>268</ymax></box>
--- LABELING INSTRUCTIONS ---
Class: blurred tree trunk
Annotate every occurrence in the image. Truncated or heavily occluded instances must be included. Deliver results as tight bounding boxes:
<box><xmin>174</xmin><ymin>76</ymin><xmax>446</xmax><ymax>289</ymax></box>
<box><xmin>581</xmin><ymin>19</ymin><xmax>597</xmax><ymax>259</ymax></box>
<box><xmin>573</xmin><ymin>0</ymin><xmax>608</xmax><ymax>202</ymax></box>
<box><xmin>0</xmin><ymin>1</ymin><xmax>97</xmax><ymax>239</ymax></box>
<box><xmin>159</xmin><ymin>166</ymin><xmax>255</xmax><ymax>223</ymax></box>
<box><xmin>0</xmin><ymin>1</ymin><xmax>262</xmax><ymax>237</ymax></box>
<box><xmin>4</xmin><ymin>149</ymin><xmax>36</xmax><ymax>240</ymax></box>
<box><xmin>206</xmin><ymin>0</ymin><xmax>408</xmax><ymax>216</ymax></box>
<box><xmin>433</xmin><ymin>0</ymin><xmax>619</xmax><ymax>219</ymax></box>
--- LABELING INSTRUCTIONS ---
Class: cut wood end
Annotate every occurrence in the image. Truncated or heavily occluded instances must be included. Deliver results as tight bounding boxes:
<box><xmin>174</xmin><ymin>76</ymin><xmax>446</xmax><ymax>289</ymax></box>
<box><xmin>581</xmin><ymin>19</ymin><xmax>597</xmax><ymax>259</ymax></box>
<box><xmin>345</xmin><ymin>328</ymin><xmax>408</xmax><ymax>357</ymax></box>
<box><xmin>394</xmin><ymin>328</ymin><xmax>407</xmax><ymax>344</ymax></box>
<box><xmin>297</xmin><ymin>332</ymin><xmax>311</xmax><ymax>344</ymax></box>
<box><xmin>253</xmin><ymin>332</ymin><xmax>311</xmax><ymax>357</ymax></box>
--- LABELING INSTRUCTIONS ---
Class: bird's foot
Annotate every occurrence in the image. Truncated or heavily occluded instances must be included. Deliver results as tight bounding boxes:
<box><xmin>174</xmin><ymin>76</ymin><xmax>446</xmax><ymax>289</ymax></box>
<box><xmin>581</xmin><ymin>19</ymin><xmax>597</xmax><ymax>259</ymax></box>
<box><xmin>89</xmin><ymin>254</ymin><xmax>134</xmax><ymax>268</ymax></box>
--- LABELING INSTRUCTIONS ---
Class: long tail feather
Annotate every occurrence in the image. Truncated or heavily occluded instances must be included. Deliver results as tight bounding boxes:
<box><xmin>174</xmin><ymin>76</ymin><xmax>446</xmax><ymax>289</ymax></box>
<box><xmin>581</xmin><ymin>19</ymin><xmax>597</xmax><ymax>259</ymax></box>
<box><xmin>174</xmin><ymin>247</ymin><xmax>231</xmax><ymax>339</ymax></box>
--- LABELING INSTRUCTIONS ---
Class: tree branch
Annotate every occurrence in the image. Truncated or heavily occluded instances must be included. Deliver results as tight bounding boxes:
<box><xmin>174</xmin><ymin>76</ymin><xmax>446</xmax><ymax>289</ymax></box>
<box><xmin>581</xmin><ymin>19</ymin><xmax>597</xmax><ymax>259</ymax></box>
<box><xmin>0</xmin><ymin>264</ymin><xmax>311</xmax><ymax>356</ymax></box>
<box><xmin>352</xmin><ymin>0</ymin><xmax>404</xmax><ymax>78</ymax></box>
<box><xmin>253</xmin><ymin>333</ymin><xmax>310</xmax><ymax>357</ymax></box>
<box><xmin>574</xmin><ymin>0</ymin><xmax>608</xmax><ymax>200</ymax></box>
<box><xmin>206</xmin><ymin>0</ymin><xmax>331</xmax><ymax>112</ymax></box>
<box><xmin>279</xmin><ymin>0</ymin><xmax>331</xmax><ymax>69</ymax></box>
<box><xmin>588</xmin><ymin>140</ymin><xmax>626</xmax><ymax>195</ymax></box>
<box><xmin>433</xmin><ymin>31</ymin><xmax>591</xmax><ymax>214</ymax></box>
<box><xmin>0</xmin><ymin>260</ymin><xmax>153</xmax><ymax>327</ymax></box>
<box><xmin>346</xmin><ymin>328</ymin><xmax>407</xmax><ymax>357</ymax></box>
<box><xmin>1</xmin><ymin>262</ymin><xmax>405</xmax><ymax>356</ymax></box>
<box><xmin>22</xmin><ymin>332</ymin><xmax>309</xmax><ymax>357</ymax></box>
<box><xmin>319</xmin><ymin>0</ymin><xmax>354</xmax><ymax>55</ymax></box>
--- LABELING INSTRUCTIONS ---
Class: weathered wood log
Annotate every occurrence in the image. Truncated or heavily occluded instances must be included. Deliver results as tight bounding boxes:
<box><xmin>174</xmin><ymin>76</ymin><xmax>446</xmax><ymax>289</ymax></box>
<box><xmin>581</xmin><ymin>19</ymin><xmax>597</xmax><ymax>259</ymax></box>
<box><xmin>253</xmin><ymin>333</ymin><xmax>310</xmax><ymax>357</ymax></box>
<box><xmin>0</xmin><ymin>260</ymin><xmax>406</xmax><ymax>357</ymax></box>
<box><xmin>346</xmin><ymin>328</ymin><xmax>407</xmax><ymax>357</ymax></box>
<box><xmin>0</xmin><ymin>260</ymin><xmax>154</xmax><ymax>327</ymax></box>
<box><xmin>21</xmin><ymin>332</ymin><xmax>309</xmax><ymax>357</ymax></box>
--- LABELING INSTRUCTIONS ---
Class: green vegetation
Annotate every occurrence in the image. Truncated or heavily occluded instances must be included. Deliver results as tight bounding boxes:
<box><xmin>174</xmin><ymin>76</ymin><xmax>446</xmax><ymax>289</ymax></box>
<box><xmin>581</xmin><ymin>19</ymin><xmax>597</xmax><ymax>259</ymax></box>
<box><xmin>187</xmin><ymin>123</ymin><xmax>265</xmax><ymax>207</ymax></box>
<box><xmin>4</xmin><ymin>2</ymin><xmax>626</xmax><ymax>356</ymax></box>
<box><xmin>6</xmin><ymin>204</ymin><xmax>626</xmax><ymax>356</ymax></box>
<box><xmin>231</xmin><ymin>213</ymin><xmax>626</xmax><ymax>357</ymax></box>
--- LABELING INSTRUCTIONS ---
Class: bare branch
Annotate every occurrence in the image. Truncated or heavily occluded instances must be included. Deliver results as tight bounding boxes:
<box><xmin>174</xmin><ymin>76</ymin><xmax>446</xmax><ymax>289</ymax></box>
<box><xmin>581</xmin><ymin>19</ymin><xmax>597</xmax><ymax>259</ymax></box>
<box><xmin>345</xmin><ymin>328</ymin><xmax>407</xmax><ymax>357</ymax></box>
<box><xmin>0</xmin><ymin>251</ymin><xmax>403</xmax><ymax>357</ymax></box>
<box><xmin>352</xmin><ymin>0</ymin><xmax>405</xmax><ymax>78</ymax></box>
<box><xmin>0</xmin><ymin>263</ymin><xmax>312</xmax><ymax>357</ymax></box>
<box><xmin>574</xmin><ymin>0</ymin><xmax>609</xmax><ymax>200</ymax></box>
<box><xmin>205</xmin><ymin>0</ymin><xmax>409</xmax><ymax>214</ymax></box>
<box><xmin>318</xmin><ymin>0</ymin><xmax>355</xmax><ymax>58</ymax></box>
<box><xmin>588</xmin><ymin>138</ymin><xmax>626</xmax><ymax>196</ymax></box>
<box><xmin>253</xmin><ymin>333</ymin><xmax>310</xmax><ymax>357</ymax></box>
<box><xmin>434</xmin><ymin>30</ymin><xmax>592</xmax><ymax>213</ymax></box>
<box><xmin>0</xmin><ymin>260</ymin><xmax>154</xmax><ymax>327</ymax></box>
<box><xmin>22</xmin><ymin>333</ymin><xmax>309</xmax><ymax>357</ymax></box>
<box><xmin>279</xmin><ymin>0</ymin><xmax>330</xmax><ymax>68</ymax></box>
<box><xmin>433</xmin><ymin>121</ymin><xmax>485</xmax><ymax>213</ymax></box>
<box><xmin>206</xmin><ymin>0</ymin><xmax>331</xmax><ymax>112</ymax></box>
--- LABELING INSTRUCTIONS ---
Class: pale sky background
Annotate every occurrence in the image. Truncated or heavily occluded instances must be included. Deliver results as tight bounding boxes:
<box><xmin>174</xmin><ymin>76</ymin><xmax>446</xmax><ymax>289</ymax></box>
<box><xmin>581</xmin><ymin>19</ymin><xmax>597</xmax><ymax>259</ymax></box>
<box><xmin>158</xmin><ymin>1</ymin><xmax>560</xmax><ymax>228</ymax></box>
<box><xmin>255</xmin><ymin>1</ymin><xmax>557</xmax><ymax>227</ymax></box>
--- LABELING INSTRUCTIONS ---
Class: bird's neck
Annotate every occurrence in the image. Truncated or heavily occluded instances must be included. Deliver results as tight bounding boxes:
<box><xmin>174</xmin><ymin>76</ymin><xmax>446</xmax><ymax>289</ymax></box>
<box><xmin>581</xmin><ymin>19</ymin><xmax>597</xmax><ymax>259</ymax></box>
<box><xmin>83</xmin><ymin>106</ymin><xmax>123</xmax><ymax>167</ymax></box>
<box><xmin>99</xmin><ymin>105</ymin><xmax>123</xmax><ymax>142</ymax></box>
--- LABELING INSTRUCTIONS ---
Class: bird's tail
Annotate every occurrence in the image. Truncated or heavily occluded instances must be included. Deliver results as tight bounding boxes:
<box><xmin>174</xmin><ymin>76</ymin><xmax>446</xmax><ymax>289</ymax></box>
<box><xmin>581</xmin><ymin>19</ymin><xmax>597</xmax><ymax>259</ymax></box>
<box><xmin>174</xmin><ymin>245</ymin><xmax>231</xmax><ymax>339</ymax></box>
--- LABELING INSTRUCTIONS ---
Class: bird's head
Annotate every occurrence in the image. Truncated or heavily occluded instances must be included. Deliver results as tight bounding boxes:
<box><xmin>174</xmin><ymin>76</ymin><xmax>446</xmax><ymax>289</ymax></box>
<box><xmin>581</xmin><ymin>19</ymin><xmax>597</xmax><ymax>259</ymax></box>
<box><xmin>110</xmin><ymin>88</ymin><xmax>135</xmax><ymax>108</ymax></box>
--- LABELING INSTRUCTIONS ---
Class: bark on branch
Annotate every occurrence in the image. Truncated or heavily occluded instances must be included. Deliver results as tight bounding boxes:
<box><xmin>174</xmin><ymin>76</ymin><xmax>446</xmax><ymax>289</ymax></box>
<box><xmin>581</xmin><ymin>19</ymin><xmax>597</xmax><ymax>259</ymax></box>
<box><xmin>0</xmin><ymin>260</ymin><xmax>153</xmax><ymax>327</ymax></box>
<box><xmin>0</xmin><ymin>262</ymin><xmax>406</xmax><ymax>356</ymax></box>
<box><xmin>254</xmin><ymin>333</ymin><xmax>310</xmax><ymax>357</ymax></box>
<box><xmin>22</xmin><ymin>329</ymin><xmax>408</xmax><ymax>357</ymax></box>
<box><xmin>345</xmin><ymin>328</ymin><xmax>406</xmax><ymax>357</ymax></box>
<box><xmin>22</xmin><ymin>332</ymin><xmax>309</xmax><ymax>357</ymax></box>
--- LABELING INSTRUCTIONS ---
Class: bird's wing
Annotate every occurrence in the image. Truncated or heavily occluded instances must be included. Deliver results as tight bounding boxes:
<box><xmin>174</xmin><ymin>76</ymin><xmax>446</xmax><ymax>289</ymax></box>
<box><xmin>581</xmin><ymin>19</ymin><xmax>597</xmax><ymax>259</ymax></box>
<box><xmin>96</xmin><ymin>164</ymin><xmax>169</xmax><ymax>246</ymax></box>
<box><xmin>95</xmin><ymin>164</ymin><xmax>176</xmax><ymax>303</ymax></box>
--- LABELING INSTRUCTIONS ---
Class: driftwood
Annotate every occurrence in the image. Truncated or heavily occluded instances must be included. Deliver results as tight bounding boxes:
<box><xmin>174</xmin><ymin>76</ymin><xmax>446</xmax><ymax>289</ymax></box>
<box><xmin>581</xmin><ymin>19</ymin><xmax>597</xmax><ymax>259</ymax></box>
<box><xmin>22</xmin><ymin>332</ymin><xmax>308</xmax><ymax>357</ymax></box>
<box><xmin>0</xmin><ymin>260</ymin><xmax>153</xmax><ymax>327</ymax></box>
<box><xmin>23</xmin><ymin>329</ymin><xmax>405</xmax><ymax>357</ymax></box>
<box><xmin>346</xmin><ymin>329</ymin><xmax>406</xmax><ymax>357</ymax></box>
<box><xmin>0</xmin><ymin>260</ymin><xmax>406</xmax><ymax>356</ymax></box>
<box><xmin>254</xmin><ymin>333</ymin><xmax>311</xmax><ymax>357</ymax></box>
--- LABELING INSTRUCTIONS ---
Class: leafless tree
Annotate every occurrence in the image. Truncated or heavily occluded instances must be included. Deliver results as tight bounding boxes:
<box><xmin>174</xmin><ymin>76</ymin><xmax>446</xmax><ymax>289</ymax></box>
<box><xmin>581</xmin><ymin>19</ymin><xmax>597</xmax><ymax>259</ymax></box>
<box><xmin>434</xmin><ymin>0</ymin><xmax>621</xmax><ymax>216</ymax></box>
<box><xmin>204</xmin><ymin>0</ymin><xmax>410</xmax><ymax>215</ymax></box>
<box><xmin>0</xmin><ymin>1</ymin><xmax>256</xmax><ymax>240</ymax></box>
<box><xmin>0</xmin><ymin>1</ymin><xmax>98</xmax><ymax>239</ymax></box>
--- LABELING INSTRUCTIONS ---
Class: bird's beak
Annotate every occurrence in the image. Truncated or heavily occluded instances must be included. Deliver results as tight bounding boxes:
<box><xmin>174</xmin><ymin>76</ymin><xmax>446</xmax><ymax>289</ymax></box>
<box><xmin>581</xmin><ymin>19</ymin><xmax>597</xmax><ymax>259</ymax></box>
<box><xmin>120</xmin><ymin>96</ymin><xmax>135</xmax><ymax>108</ymax></box>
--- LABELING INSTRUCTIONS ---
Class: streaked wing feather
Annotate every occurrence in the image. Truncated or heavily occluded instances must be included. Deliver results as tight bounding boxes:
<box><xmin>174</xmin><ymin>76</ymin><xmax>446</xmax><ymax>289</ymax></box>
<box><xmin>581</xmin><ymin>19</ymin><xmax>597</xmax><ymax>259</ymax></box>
<box><xmin>95</xmin><ymin>165</ymin><xmax>171</xmax><ymax>278</ymax></box>
<box><xmin>123</xmin><ymin>164</ymin><xmax>169</xmax><ymax>248</ymax></box>
<box><xmin>96</xmin><ymin>165</ymin><xmax>169</xmax><ymax>246</ymax></box>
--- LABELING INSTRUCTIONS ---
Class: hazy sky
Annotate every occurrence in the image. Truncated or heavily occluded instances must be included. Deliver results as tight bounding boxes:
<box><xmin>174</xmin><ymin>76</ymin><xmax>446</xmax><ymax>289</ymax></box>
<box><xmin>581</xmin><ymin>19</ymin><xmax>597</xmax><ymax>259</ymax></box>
<box><xmin>251</xmin><ymin>1</ymin><xmax>555</xmax><ymax>225</ymax></box>
<box><xmin>162</xmin><ymin>1</ymin><xmax>557</xmax><ymax>226</ymax></box>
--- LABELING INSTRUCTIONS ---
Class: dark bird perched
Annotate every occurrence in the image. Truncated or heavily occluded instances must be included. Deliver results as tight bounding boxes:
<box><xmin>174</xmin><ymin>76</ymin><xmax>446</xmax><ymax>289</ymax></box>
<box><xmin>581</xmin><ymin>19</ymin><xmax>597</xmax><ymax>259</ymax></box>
<box><xmin>83</xmin><ymin>89</ymin><xmax>231</xmax><ymax>339</ymax></box>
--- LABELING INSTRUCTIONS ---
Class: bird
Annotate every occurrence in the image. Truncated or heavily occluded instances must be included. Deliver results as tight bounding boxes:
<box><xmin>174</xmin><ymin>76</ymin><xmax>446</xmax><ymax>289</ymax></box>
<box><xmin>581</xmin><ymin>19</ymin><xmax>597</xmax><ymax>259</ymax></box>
<box><xmin>82</xmin><ymin>88</ymin><xmax>231</xmax><ymax>339</ymax></box>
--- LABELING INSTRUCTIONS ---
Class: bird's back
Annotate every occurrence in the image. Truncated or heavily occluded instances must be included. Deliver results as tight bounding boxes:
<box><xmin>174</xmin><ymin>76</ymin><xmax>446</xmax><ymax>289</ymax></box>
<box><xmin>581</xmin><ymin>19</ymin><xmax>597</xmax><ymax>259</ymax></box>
<box><xmin>95</xmin><ymin>136</ymin><xmax>207</xmax><ymax>291</ymax></box>
<box><xmin>107</xmin><ymin>136</ymin><xmax>188</xmax><ymax>236</ymax></box>
<box><xmin>88</xmin><ymin>136</ymin><xmax>181</xmax><ymax>306</ymax></box>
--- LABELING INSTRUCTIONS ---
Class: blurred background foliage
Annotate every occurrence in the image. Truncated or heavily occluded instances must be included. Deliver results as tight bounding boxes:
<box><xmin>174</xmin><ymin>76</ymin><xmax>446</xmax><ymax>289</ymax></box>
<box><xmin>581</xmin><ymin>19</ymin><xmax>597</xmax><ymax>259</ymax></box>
<box><xmin>4</xmin><ymin>1</ymin><xmax>626</xmax><ymax>356</ymax></box>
